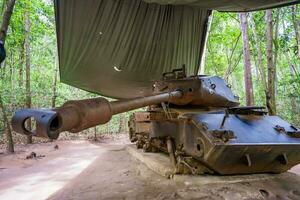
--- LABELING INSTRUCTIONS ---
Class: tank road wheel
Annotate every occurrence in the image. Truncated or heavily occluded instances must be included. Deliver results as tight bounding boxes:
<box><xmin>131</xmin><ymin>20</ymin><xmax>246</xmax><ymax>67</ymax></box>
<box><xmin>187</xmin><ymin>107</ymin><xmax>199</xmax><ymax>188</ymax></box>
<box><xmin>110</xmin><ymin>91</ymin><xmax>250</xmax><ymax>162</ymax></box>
<box><xmin>143</xmin><ymin>141</ymin><xmax>152</xmax><ymax>152</ymax></box>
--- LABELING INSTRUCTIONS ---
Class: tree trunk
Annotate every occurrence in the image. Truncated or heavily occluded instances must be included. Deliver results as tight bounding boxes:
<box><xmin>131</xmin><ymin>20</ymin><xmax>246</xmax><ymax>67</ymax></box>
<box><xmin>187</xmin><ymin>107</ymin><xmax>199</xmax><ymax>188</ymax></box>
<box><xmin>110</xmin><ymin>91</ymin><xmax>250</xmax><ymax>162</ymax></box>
<box><xmin>118</xmin><ymin>113</ymin><xmax>126</xmax><ymax>134</ymax></box>
<box><xmin>0</xmin><ymin>0</ymin><xmax>16</xmax><ymax>43</ymax></box>
<box><xmin>0</xmin><ymin>0</ymin><xmax>16</xmax><ymax>153</ymax></box>
<box><xmin>25</xmin><ymin>7</ymin><xmax>32</xmax><ymax>144</ymax></box>
<box><xmin>290</xmin><ymin>96</ymin><xmax>299</xmax><ymax>124</ymax></box>
<box><xmin>106</xmin><ymin>122</ymin><xmax>109</xmax><ymax>134</ymax></box>
<box><xmin>223</xmin><ymin>33</ymin><xmax>241</xmax><ymax>81</ymax></box>
<box><xmin>94</xmin><ymin>126</ymin><xmax>97</xmax><ymax>141</ymax></box>
<box><xmin>199</xmin><ymin>11</ymin><xmax>213</xmax><ymax>75</ymax></box>
<box><xmin>9</xmin><ymin>50</ymin><xmax>13</xmax><ymax>87</ymax></box>
<box><xmin>239</xmin><ymin>13</ymin><xmax>254</xmax><ymax>106</ymax></box>
<box><xmin>0</xmin><ymin>96</ymin><xmax>14</xmax><ymax>152</ymax></box>
<box><xmin>19</xmin><ymin>40</ymin><xmax>25</xmax><ymax>88</ymax></box>
<box><xmin>249</xmin><ymin>14</ymin><xmax>267</xmax><ymax>91</ymax></box>
<box><xmin>48</xmin><ymin>54</ymin><xmax>58</xmax><ymax>143</ymax></box>
<box><xmin>266</xmin><ymin>10</ymin><xmax>276</xmax><ymax>115</ymax></box>
<box><xmin>273</xmin><ymin>10</ymin><xmax>280</xmax><ymax>71</ymax></box>
<box><xmin>52</xmin><ymin>58</ymin><xmax>58</xmax><ymax>108</ymax></box>
<box><xmin>291</xmin><ymin>5</ymin><xmax>300</xmax><ymax>59</ymax></box>
<box><xmin>288</xmin><ymin>59</ymin><xmax>299</xmax><ymax>124</ymax></box>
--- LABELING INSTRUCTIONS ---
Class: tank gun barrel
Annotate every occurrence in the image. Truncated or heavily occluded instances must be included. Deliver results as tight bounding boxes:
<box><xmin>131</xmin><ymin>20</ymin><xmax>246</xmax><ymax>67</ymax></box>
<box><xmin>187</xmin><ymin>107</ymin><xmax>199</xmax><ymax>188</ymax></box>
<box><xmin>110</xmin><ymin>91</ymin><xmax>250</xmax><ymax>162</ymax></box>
<box><xmin>110</xmin><ymin>91</ymin><xmax>182</xmax><ymax>114</ymax></box>
<box><xmin>12</xmin><ymin>90</ymin><xmax>183</xmax><ymax>140</ymax></box>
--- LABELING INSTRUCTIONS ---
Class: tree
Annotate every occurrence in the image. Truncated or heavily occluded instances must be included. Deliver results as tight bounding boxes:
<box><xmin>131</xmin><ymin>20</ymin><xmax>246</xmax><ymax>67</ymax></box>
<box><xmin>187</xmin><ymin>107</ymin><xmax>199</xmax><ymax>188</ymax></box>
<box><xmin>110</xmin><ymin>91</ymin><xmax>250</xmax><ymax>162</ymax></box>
<box><xmin>239</xmin><ymin>13</ymin><xmax>254</xmax><ymax>106</ymax></box>
<box><xmin>118</xmin><ymin>114</ymin><xmax>126</xmax><ymax>133</ymax></box>
<box><xmin>199</xmin><ymin>11</ymin><xmax>214</xmax><ymax>75</ymax></box>
<box><xmin>291</xmin><ymin>5</ymin><xmax>300</xmax><ymax>59</ymax></box>
<box><xmin>249</xmin><ymin>13</ymin><xmax>266</xmax><ymax>90</ymax></box>
<box><xmin>0</xmin><ymin>0</ymin><xmax>16</xmax><ymax>153</ymax></box>
<box><xmin>0</xmin><ymin>0</ymin><xmax>16</xmax><ymax>42</ymax></box>
<box><xmin>266</xmin><ymin>10</ymin><xmax>276</xmax><ymax>115</ymax></box>
<box><xmin>24</xmin><ymin>1</ymin><xmax>32</xmax><ymax>144</ymax></box>
<box><xmin>52</xmin><ymin>53</ymin><xmax>58</xmax><ymax>107</ymax></box>
<box><xmin>223</xmin><ymin>33</ymin><xmax>242</xmax><ymax>81</ymax></box>
<box><xmin>273</xmin><ymin>10</ymin><xmax>280</xmax><ymax>71</ymax></box>
<box><xmin>18</xmin><ymin>39</ymin><xmax>24</xmax><ymax>87</ymax></box>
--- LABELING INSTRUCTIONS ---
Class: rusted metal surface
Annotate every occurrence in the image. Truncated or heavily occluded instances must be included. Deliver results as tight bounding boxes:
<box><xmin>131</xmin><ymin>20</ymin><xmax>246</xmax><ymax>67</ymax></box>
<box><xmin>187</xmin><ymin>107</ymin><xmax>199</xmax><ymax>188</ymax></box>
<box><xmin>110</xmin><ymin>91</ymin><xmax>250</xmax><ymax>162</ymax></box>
<box><xmin>12</xmin><ymin>90</ymin><xmax>182</xmax><ymax>139</ymax></box>
<box><xmin>133</xmin><ymin>111</ymin><xmax>178</xmax><ymax>122</ymax></box>
<box><xmin>11</xmin><ymin>109</ymin><xmax>60</xmax><ymax>139</ymax></box>
<box><xmin>128</xmin><ymin>106</ymin><xmax>300</xmax><ymax>175</ymax></box>
<box><xmin>110</xmin><ymin>91</ymin><xmax>183</xmax><ymax>115</ymax></box>
<box><xmin>154</xmin><ymin>73</ymin><xmax>240</xmax><ymax>107</ymax></box>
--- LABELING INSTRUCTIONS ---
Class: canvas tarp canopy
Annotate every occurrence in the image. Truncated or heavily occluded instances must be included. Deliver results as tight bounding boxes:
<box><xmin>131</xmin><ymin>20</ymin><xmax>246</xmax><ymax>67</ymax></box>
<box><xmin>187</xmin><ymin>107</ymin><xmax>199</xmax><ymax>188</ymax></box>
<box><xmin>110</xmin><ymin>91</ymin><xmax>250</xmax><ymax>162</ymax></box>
<box><xmin>143</xmin><ymin>0</ymin><xmax>299</xmax><ymax>11</ymax></box>
<box><xmin>54</xmin><ymin>0</ymin><xmax>299</xmax><ymax>99</ymax></box>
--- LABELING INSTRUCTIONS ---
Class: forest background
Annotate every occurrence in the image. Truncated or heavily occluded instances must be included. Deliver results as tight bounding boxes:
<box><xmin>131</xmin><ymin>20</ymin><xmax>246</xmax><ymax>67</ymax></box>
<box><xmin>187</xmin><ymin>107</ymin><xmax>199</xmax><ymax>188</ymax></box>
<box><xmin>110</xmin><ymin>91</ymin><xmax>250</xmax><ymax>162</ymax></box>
<box><xmin>0</xmin><ymin>0</ymin><xmax>299</xmax><ymax>151</ymax></box>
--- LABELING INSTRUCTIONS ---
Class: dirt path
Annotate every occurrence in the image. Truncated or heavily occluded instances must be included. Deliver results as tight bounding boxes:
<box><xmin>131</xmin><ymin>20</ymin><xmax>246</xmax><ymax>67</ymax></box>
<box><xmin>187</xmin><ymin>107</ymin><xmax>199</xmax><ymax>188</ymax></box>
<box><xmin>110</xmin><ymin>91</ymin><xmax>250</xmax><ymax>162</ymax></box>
<box><xmin>1</xmin><ymin>137</ymin><xmax>300</xmax><ymax>200</ymax></box>
<box><xmin>48</xmin><ymin>144</ymin><xmax>300</xmax><ymax>200</ymax></box>
<box><xmin>49</xmin><ymin>144</ymin><xmax>181</xmax><ymax>200</ymax></box>
<box><xmin>0</xmin><ymin>140</ymin><xmax>105</xmax><ymax>200</ymax></box>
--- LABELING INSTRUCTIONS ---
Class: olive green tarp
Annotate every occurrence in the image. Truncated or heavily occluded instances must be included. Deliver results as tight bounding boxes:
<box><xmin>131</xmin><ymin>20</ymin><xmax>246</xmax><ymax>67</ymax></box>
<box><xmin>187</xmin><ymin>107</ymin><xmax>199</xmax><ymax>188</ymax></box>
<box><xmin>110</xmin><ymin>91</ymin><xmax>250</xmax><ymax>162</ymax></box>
<box><xmin>54</xmin><ymin>0</ymin><xmax>299</xmax><ymax>99</ymax></box>
<box><xmin>143</xmin><ymin>0</ymin><xmax>299</xmax><ymax>11</ymax></box>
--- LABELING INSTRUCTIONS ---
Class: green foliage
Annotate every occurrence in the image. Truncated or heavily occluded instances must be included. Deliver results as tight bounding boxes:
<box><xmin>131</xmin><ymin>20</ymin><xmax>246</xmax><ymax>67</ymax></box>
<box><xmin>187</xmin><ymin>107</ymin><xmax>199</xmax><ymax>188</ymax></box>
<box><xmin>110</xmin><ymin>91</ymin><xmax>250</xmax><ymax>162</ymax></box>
<box><xmin>205</xmin><ymin>8</ymin><xmax>300</xmax><ymax>125</ymax></box>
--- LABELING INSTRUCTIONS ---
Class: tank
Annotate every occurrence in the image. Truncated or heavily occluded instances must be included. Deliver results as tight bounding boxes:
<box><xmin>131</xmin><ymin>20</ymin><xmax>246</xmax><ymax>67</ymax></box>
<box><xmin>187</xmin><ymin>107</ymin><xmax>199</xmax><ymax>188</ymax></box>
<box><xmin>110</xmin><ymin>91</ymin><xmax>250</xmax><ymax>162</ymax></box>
<box><xmin>12</xmin><ymin>67</ymin><xmax>300</xmax><ymax>175</ymax></box>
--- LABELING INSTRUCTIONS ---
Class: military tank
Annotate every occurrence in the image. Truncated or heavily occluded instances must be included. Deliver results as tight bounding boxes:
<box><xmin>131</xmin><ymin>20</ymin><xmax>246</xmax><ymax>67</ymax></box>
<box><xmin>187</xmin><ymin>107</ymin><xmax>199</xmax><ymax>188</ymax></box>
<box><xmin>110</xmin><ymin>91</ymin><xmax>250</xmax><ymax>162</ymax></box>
<box><xmin>12</xmin><ymin>66</ymin><xmax>300</xmax><ymax>175</ymax></box>
<box><xmin>11</xmin><ymin>0</ymin><xmax>300</xmax><ymax>175</ymax></box>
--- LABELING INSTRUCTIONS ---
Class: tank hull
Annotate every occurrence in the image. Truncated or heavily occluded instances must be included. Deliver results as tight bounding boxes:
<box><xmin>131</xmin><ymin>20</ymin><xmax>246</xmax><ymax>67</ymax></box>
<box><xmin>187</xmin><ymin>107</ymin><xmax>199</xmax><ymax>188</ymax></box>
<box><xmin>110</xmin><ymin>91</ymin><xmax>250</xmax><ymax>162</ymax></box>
<box><xmin>129</xmin><ymin>107</ymin><xmax>300</xmax><ymax>175</ymax></box>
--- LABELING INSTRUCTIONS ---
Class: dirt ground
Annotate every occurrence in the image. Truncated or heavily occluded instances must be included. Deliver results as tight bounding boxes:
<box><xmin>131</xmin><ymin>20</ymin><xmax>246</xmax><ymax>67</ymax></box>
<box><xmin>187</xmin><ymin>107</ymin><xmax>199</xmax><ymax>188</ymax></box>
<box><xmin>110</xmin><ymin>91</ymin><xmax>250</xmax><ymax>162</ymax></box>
<box><xmin>1</xmin><ymin>135</ymin><xmax>300</xmax><ymax>200</ymax></box>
